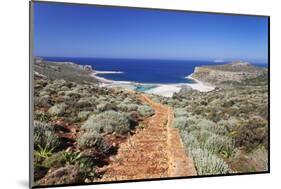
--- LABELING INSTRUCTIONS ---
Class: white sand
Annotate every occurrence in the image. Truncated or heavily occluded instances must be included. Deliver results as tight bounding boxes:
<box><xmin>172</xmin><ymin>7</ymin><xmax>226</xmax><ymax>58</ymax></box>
<box><xmin>91</xmin><ymin>71</ymin><xmax>215</xmax><ymax>97</ymax></box>
<box><xmin>91</xmin><ymin>71</ymin><xmax>125</xmax><ymax>84</ymax></box>
<box><xmin>145</xmin><ymin>76</ymin><xmax>215</xmax><ymax>97</ymax></box>
<box><xmin>145</xmin><ymin>85</ymin><xmax>182</xmax><ymax>97</ymax></box>
<box><xmin>94</xmin><ymin>71</ymin><xmax>123</xmax><ymax>74</ymax></box>
<box><xmin>91</xmin><ymin>72</ymin><xmax>138</xmax><ymax>90</ymax></box>
<box><xmin>185</xmin><ymin>75</ymin><xmax>215</xmax><ymax>92</ymax></box>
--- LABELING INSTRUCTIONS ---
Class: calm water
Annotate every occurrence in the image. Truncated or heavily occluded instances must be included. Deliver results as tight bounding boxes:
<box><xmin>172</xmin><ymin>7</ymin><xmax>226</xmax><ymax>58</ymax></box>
<box><xmin>43</xmin><ymin>57</ymin><xmax>268</xmax><ymax>84</ymax></box>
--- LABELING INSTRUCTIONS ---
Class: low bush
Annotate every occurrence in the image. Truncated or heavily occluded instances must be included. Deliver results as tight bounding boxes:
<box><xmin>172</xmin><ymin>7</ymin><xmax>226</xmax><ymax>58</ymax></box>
<box><xmin>176</xmin><ymin>116</ymin><xmax>234</xmax><ymax>175</ymax></box>
<box><xmin>174</xmin><ymin>108</ymin><xmax>189</xmax><ymax>117</ymax></box>
<box><xmin>77</xmin><ymin>131</ymin><xmax>101</xmax><ymax>148</ymax></box>
<box><xmin>39</xmin><ymin>90</ymin><xmax>50</xmax><ymax>97</ymax></box>
<box><xmin>190</xmin><ymin>148</ymin><xmax>231</xmax><ymax>175</ymax></box>
<box><xmin>63</xmin><ymin>151</ymin><xmax>83</xmax><ymax>165</ymax></box>
<box><xmin>197</xmin><ymin>119</ymin><xmax>216</xmax><ymax>130</ymax></box>
<box><xmin>180</xmin><ymin>130</ymin><xmax>231</xmax><ymax>175</ymax></box>
<box><xmin>34</xmin><ymin>111</ymin><xmax>51</xmax><ymax>123</ymax></box>
<box><xmin>82</xmin><ymin>111</ymin><xmax>130</xmax><ymax>135</ymax></box>
<box><xmin>78</xmin><ymin>111</ymin><xmax>91</xmax><ymax>121</ymax></box>
<box><xmin>76</xmin><ymin>98</ymin><xmax>95</xmax><ymax>109</ymax></box>
<box><xmin>34</xmin><ymin>95</ymin><xmax>51</xmax><ymax>108</ymax></box>
<box><xmin>118</xmin><ymin>103</ymin><xmax>139</xmax><ymax>112</ymax></box>
<box><xmin>97</xmin><ymin>102</ymin><xmax>117</xmax><ymax>112</ymax></box>
<box><xmin>48</xmin><ymin>103</ymin><xmax>67</xmax><ymax>116</ymax></box>
<box><xmin>77</xmin><ymin>132</ymin><xmax>113</xmax><ymax>154</ymax></box>
<box><xmin>174</xmin><ymin>116</ymin><xmax>189</xmax><ymax>130</ymax></box>
<box><xmin>42</xmin><ymin>151</ymin><xmax>66</xmax><ymax>168</ymax></box>
<box><xmin>64</xmin><ymin>89</ymin><xmax>81</xmax><ymax>98</ymax></box>
<box><xmin>137</xmin><ymin>105</ymin><xmax>155</xmax><ymax>117</ymax></box>
<box><xmin>180</xmin><ymin>131</ymin><xmax>200</xmax><ymax>151</ymax></box>
<box><xmin>34</xmin><ymin>121</ymin><xmax>60</xmax><ymax>151</ymax></box>
<box><xmin>203</xmin><ymin>134</ymin><xmax>235</xmax><ymax>156</ymax></box>
<box><xmin>233</xmin><ymin>121</ymin><xmax>268</xmax><ymax>151</ymax></box>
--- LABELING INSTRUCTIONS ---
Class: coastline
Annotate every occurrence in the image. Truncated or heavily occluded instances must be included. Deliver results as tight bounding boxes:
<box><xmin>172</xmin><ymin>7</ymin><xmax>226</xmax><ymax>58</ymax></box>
<box><xmin>91</xmin><ymin>71</ymin><xmax>138</xmax><ymax>90</ymax></box>
<box><xmin>185</xmin><ymin>75</ymin><xmax>215</xmax><ymax>92</ymax></box>
<box><xmin>42</xmin><ymin>59</ymin><xmax>215</xmax><ymax>97</ymax></box>
<box><xmin>91</xmin><ymin>70</ymin><xmax>215</xmax><ymax>97</ymax></box>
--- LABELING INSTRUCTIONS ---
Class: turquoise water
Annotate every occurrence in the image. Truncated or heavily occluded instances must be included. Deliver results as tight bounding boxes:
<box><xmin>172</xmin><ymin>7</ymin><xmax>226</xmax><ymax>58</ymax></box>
<box><xmin>134</xmin><ymin>85</ymin><xmax>157</xmax><ymax>92</ymax></box>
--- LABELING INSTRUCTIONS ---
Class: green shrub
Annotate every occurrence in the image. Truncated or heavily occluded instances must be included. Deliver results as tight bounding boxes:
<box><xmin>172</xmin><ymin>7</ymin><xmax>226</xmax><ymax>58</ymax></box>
<box><xmin>34</xmin><ymin>121</ymin><xmax>60</xmax><ymax>151</ymax></box>
<box><xmin>123</xmin><ymin>97</ymin><xmax>134</xmax><ymax>104</ymax></box>
<box><xmin>233</xmin><ymin>122</ymin><xmax>268</xmax><ymax>151</ymax></box>
<box><xmin>82</xmin><ymin>111</ymin><xmax>130</xmax><ymax>135</ymax></box>
<box><xmin>150</xmin><ymin>95</ymin><xmax>161</xmax><ymax>103</ymax></box>
<box><xmin>64</xmin><ymin>89</ymin><xmax>81</xmax><ymax>98</ymax></box>
<box><xmin>97</xmin><ymin>102</ymin><xmax>117</xmax><ymax>112</ymax></box>
<box><xmin>76</xmin><ymin>98</ymin><xmax>94</xmax><ymax>109</ymax></box>
<box><xmin>63</xmin><ymin>151</ymin><xmax>82</xmax><ymax>165</ymax></box>
<box><xmin>137</xmin><ymin>105</ymin><xmax>155</xmax><ymax>117</ymax></box>
<box><xmin>48</xmin><ymin>103</ymin><xmax>67</xmax><ymax>116</ymax></box>
<box><xmin>192</xmin><ymin>129</ymin><xmax>213</xmax><ymax>144</ymax></box>
<box><xmin>35</xmin><ymin>145</ymin><xmax>54</xmax><ymax>160</ymax></box>
<box><xmin>78</xmin><ymin>111</ymin><xmax>91</xmax><ymax>120</ymax></box>
<box><xmin>57</xmin><ymin>91</ymin><xmax>65</xmax><ymax>95</ymax></box>
<box><xmin>34</xmin><ymin>95</ymin><xmax>51</xmax><ymax>108</ymax></box>
<box><xmin>174</xmin><ymin>116</ymin><xmax>189</xmax><ymax>130</ymax></box>
<box><xmin>117</xmin><ymin>103</ymin><xmax>139</xmax><ymax>112</ymax></box>
<box><xmin>178</xmin><ymin>118</ymin><xmax>234</xmax><ymax>175</ymax></box>
<box><xmin>42</xmin><ymin>151</ymin><xmax>66</xmax><ymax>168</ymax></box>
<box><xmin>180</xmin><ymin>130</ymin><xmax>230</xmax><ymax>174</ymax></box>
<box><xmin>51</xmin><ymin>79</ymin><xmax>67</xmax><ymax>88</ymax></box>
<box><xmin>197</xmin><ymin>119</ymin><xmax>216</xmax><ymax>130</ymax></box>
<box><xmin>203</xmin><ymin>134</ymin><xmax>235</xmax><ymax>155</ymax></box>
<box><xmin>190</xmin><ymin>148</ymin><xmax>230</xmax><ymax>175</ymax></box>
<box><xmin>77</xmin><ymin>131</ymin><xmax>101</xmax><ymax>148</ymax></box>
<box><xmin>60</xmin><ymin>86</ymin><xmax>69</xmax><ymax>91</ymax></box>
<box><xmin>39</xmin><ymin>90</ymin><xmax>50</xmax><ymax>97</ymax></box>
<box><xmin>166</xmin><ymin>99</ymin><xmax>178</xmax><ymax>107</ymax></box>
<box><xmin>180</xmin><ymin>131</ymin><xmax>200</xmax><ymax>151</ymax></box>
<box><xmin>34</xmin><ymin>111</ymin><xmax>50</xmax><ymax>122</ymax></box>
<box><xmin>174</xmin><ymin>108</ymin><xmax>188</xmax><ymax>117</ymax></box>
<box><xmin>77</xmin><ymin>132</ymin><xmax>112</xmax><ymax>154</ymax></box>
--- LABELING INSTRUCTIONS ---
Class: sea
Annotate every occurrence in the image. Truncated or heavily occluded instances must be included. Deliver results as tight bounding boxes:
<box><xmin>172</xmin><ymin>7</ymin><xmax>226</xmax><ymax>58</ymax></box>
<box><xmin>43</xmin><ymin>57</ymin><xmax>268</xmax><ymax>85</ymax></box>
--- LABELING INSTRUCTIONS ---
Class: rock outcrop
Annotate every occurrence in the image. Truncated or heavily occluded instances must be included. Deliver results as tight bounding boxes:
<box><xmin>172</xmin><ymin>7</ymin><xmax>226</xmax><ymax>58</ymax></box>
<box><xmin>190</xmin><ymin>61</ymin><xmax>266</xmax><ymax>84</ymax></box>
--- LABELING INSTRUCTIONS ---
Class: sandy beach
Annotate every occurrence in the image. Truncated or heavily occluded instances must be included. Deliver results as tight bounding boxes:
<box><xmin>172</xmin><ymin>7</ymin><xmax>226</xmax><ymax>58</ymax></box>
<box><xmin>185</xmin><ymin>75</ymin><xmax>215</xmax><ymax>92</ymax></box>
<box><xmin>92</xmin><ymin>71</ymin><xmax>124</xmax><ymax>83</ymax></box>
<box><xmin>145</xmin><ymin>76</ymin><xmax>215</xmax><ymax>97</ymax></box>
<box><xmin>91</xmin><ymin>71</ymin><xmax>215</xmax><ymax>97</ymax></box>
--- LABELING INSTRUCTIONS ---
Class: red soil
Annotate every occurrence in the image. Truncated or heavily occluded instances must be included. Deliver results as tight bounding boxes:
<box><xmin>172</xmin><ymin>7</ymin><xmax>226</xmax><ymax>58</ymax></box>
<box><xmin>98</xmin><ymin>93</ymin><xmax>197</xmax><ymax>182</ymax></box>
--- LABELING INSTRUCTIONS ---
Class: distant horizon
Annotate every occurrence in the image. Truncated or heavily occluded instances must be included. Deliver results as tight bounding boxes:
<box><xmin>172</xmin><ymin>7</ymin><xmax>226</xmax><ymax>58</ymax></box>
<box><xmin>34</xmin><ymin>2</ymin><xmax>268</xmax><ymax>62</ymax></box>
<box><xmin>37</xmin><ymin>56</ymin><xmax>268</xmax><ymax>65</ymax></box>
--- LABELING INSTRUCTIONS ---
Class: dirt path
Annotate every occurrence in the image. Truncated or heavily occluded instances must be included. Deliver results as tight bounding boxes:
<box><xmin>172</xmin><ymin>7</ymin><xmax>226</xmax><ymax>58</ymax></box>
<box><xmin>99</xmin><ymin>93</ymin><xmax>196</xmax><ymax>182</ymax></box>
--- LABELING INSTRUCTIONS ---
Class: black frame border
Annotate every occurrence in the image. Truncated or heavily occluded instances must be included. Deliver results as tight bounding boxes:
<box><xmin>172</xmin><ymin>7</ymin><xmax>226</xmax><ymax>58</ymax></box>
<box><xmin>29</xmin><ymin>1</ymin><xmax>270</xmax><ymax>188</ymax></box>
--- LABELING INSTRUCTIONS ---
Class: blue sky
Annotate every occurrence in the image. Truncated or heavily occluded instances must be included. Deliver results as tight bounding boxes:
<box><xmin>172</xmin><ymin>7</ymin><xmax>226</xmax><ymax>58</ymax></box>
<box><xmin>34</xmin><ymin>2</ymin><xmax>268</xmax><ymax>63</ymax></box>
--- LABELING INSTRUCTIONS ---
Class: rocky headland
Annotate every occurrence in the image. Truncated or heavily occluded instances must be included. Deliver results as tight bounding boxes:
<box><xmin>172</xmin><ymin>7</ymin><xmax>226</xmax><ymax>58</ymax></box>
<box><xmin>190</xmin><ymin>61</ymin><xmax>267</xmax><ymax>85</ymax></box>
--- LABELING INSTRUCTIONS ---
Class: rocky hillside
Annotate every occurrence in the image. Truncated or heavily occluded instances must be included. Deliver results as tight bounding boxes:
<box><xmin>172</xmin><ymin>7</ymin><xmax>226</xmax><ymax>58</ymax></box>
<box><xmin>33</xmin><ymin>58</ymin><xmax>156</xmax><ymax>186</ymax></box>
<box><xmin>149</xmin><ymin>65</ymin><xmax>269</xmax><ymax>174</ymax></box>
<box><xmin>191</xmin><ymin>61</ymin><xmax>267</xmax><ymax>85</ymax></box>
<box><xmin>34</xmin><ymin>58</ymin><xmax>98</xmax><ymax>84</ymax></box>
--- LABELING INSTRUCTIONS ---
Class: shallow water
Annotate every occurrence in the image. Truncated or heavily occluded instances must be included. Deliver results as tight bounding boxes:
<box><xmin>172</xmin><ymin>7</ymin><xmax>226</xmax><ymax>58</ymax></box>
<box><xmin>134</xmin><ymin>85</ymin><xmax>157</xmax><ymax>92</ymax></box>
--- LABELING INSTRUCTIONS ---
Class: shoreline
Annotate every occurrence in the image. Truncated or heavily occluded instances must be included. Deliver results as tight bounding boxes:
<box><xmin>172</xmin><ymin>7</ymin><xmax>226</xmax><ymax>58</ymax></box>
<box><xmin>42</xmin><ymin>59</ymin><xmax>215</xmax><ymax>97</ymax></box>
<box><xmin>185</xmin><ymin>75</ymin><xmax>215</xmax><ymax>92</ymax></box>
<box><xmin>91</xmin><ymin>70</ymin><xmax>215</xmax><ymax>97</ymax></box>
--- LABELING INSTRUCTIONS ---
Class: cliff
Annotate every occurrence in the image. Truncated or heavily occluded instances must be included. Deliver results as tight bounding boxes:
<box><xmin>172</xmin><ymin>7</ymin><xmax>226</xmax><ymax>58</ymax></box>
<box><xmin>190</xmin><ymin>61</ymin><xmax>267</xmax><ymax>84</ymax></box>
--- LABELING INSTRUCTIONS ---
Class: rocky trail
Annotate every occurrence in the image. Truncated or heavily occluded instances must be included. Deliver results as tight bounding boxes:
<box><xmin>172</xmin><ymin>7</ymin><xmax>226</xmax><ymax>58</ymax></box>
<box><xmin>99</xmin><ymin>93</ymin><xmax>197</xmax><ymax>182</ymax></box>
